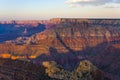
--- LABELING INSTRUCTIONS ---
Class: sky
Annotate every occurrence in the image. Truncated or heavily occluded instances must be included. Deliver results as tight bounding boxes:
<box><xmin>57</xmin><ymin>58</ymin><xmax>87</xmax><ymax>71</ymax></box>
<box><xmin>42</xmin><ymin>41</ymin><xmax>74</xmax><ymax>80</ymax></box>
<box><xmin>0</xmin><ymin>0</ymin><xmax>120</xmax><ymax>20</ymax></box>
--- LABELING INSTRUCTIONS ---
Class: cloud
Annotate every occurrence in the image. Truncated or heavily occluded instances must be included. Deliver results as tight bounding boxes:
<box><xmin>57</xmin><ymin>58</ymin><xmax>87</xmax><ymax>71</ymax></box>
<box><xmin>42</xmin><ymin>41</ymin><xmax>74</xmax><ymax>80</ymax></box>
<box><xmin>104</xmin><ymin>3</ymin><xmax>120</xmax><ymax>8</ymax></box>
<box><xmin>66</xmin><ymin>0</ymin><xmax>120</xmax><ymax>7</ymax></box>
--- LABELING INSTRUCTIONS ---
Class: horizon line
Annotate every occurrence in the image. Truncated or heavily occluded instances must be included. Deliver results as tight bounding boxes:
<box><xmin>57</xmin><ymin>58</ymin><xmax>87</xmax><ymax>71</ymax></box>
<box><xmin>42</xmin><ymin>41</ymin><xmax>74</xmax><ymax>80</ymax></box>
<box><xmin>0</xmin><ymin>17</ymin><xmax>120</xmax><ymax>21</ymax></box>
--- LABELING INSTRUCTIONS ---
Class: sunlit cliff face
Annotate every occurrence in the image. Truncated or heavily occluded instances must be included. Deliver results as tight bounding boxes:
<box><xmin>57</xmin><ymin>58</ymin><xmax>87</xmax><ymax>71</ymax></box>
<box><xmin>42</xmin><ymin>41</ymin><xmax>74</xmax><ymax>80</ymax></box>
<box><xmin>0</xmin><ymin>53</ymin><xmax>11</xmax><ymax>59</ymax></box>
<box><xmin>0</xmin><ymin>53</ymin><xmax>37</xmax><ymax>60</ymax></box>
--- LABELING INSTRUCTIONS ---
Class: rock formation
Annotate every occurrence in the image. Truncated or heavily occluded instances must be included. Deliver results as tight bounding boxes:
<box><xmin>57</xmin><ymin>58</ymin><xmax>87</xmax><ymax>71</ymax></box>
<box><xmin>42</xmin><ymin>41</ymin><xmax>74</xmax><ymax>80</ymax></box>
<box><xmin>0</xmin><ymin>18</ymin><xmax>120</xmax><ymax>80</ymax></box>
<box><xmin>0</xmin><ymin>58</ymin><xmax>53</xmax><ymax>80</ymax></box>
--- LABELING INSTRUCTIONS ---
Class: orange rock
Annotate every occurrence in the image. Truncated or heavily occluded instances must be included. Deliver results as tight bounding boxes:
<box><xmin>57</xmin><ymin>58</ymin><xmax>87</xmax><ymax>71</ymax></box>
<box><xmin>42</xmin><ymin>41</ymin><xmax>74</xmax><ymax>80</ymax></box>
<box><xmin>0</xmin><ymin>53</ymin><xmax>11</xmax><ymax>59</ymax></box>
<box><xmin>11</xmin><ymin>56</ymin><xmax>17</xmax><ymax>60</ymax></box>
<box><xmin>30</xmin><ymin>55</ymin><xmax>36</xmax><ymax>59</ymax></box>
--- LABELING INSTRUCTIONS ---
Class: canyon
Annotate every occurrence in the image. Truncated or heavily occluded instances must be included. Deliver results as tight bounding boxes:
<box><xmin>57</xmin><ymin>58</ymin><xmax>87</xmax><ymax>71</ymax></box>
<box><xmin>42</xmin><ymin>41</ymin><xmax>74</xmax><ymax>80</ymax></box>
<box><xmin>0</xmin><ymin>18</ymin><xmax>120</xmax><ymax>80</ymax></box>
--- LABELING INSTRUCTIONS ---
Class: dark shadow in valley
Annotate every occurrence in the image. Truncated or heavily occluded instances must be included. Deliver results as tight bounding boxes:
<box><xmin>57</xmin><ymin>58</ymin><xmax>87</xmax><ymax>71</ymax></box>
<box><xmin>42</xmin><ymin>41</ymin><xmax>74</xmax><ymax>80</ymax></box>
<box><xmin>0</xmin><ymin>23</ymin><xmax>46</xmax><ymax>43</ymax></box>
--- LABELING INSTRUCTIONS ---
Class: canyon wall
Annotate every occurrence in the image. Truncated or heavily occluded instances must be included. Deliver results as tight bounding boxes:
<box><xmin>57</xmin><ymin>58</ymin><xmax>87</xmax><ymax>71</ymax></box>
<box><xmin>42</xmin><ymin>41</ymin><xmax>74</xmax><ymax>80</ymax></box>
<box><xmin>0</xmin><ymin>18</ymin><xmax>120</xmax><ymax>79</ymax></box>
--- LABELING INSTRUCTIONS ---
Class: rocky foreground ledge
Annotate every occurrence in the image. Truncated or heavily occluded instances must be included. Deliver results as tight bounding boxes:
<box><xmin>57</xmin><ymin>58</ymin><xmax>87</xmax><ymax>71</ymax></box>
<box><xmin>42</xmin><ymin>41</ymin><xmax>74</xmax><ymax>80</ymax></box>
<box><xmin>0</xmin><ymin>58</ymin><xmax>114</xmax><ymax>80</ymax></box>
<box><xmin>0</xmin><ymin>58</ymin><xmax>52</xmax><ymax>80</ymax></box>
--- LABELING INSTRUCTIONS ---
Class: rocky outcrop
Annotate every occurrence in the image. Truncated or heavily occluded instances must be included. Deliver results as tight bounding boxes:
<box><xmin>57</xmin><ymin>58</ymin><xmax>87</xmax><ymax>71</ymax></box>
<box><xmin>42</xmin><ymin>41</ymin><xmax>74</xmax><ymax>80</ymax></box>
<box><xmin>43</xmin><ymin>60</ymin><xmax>105</xmax><ymax>80</ymax></box>
<box><xmin>0</xmin><ymin>58</ymin><xmax>53</xmax><ymax>80</ymax></box>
